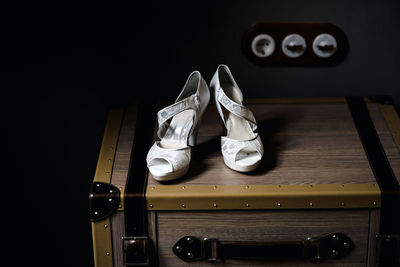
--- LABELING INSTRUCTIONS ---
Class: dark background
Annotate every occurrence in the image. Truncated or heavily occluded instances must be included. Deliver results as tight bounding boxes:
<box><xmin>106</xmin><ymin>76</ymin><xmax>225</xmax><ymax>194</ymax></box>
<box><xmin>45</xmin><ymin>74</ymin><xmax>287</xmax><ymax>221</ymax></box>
<box><xmin>2</xmin><ymin>1</ymin><xmax>399</xmax><ymax>266</ymax></box>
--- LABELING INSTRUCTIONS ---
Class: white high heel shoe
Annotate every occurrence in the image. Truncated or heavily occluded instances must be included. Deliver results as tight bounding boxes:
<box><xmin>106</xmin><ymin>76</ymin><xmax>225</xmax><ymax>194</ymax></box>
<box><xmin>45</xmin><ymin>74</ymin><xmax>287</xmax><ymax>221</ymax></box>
<box><xmin>210</xmin><ymin>64</ymin><xmax>263</xmax><ymax>172</ymax></box>
<box><xmin>146</xmin><ymin>71</ymin><xmax>210</xmax><ymax>181</ymax></box>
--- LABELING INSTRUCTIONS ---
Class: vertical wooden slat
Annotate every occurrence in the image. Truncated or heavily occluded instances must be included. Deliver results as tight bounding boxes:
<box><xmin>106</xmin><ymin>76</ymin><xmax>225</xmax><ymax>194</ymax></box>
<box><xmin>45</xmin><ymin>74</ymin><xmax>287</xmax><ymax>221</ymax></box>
<box><xmin>111</xmin><ymin>106</ymin><xmax>138</xmax><ymax>187</ymax></box>
<box><xmin>111</xmin><ymin>212</ymin><xmax>126</xmax><ymax>267</ymax></box>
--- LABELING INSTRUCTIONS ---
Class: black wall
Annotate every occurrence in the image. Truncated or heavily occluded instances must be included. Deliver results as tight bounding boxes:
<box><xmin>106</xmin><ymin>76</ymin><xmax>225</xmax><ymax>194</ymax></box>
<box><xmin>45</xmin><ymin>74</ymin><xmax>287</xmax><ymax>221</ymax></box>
<box><xmin>3</xmin><ymin>1</ymin><xmax>399</xmax><ymax>266</ymax></box>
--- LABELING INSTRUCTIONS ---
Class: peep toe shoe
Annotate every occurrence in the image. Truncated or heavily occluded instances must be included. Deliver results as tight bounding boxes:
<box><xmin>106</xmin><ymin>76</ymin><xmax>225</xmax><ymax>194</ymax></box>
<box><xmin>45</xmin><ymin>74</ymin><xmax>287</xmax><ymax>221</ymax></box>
<box><xmin>146</xmin><ymin>71</ymin><xmax>210</xmax><ymax>181</ymax></box>
<box><xmin>210</xmin><ymin>64</ymin><xmax>264</xmax><ymax>172</ymax></box>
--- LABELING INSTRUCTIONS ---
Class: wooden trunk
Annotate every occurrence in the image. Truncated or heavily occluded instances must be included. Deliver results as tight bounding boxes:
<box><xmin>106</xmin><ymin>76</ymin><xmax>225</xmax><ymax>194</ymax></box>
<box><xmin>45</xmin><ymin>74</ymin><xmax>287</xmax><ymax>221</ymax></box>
<box><xmin>90</xmin><ymin>97</ymin><xmax>400</xmax><ymax>267</ymax></box>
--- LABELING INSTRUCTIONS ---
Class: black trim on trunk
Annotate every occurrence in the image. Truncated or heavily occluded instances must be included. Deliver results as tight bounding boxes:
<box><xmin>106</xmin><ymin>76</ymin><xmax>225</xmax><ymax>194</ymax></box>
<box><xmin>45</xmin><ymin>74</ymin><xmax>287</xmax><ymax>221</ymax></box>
<box><xmin>347</xmin><ymin>96</ymin><xmax>398</xmax><ymax>190</ymax></box>
<box><xmin>346</xmin><ymin>96</ymin><xmax>400</xmax><ymax>266</ymax></box>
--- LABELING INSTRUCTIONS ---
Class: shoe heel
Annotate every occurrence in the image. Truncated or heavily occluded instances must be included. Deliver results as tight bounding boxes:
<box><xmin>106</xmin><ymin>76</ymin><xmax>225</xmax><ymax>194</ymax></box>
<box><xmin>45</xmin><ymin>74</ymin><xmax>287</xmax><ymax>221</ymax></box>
<box><xmin>188</xmin><ymin>112</ymin><xmax>204</xmax><ymax>146</ymax></box>
<box><xmin>188</xmin><ymin>129</ymin><xmax>198</xmax><ymax>146</ymax></box>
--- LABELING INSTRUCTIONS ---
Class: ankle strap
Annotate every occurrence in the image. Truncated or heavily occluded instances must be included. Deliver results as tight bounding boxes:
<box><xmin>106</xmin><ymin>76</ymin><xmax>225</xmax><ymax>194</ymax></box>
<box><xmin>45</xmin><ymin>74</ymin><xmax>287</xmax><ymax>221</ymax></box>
<box><xmin>216</xmin><ymin>88</ymin><xmax>257</xmax><ymax>131</ymax></box>
<box><xmin>157</xmin><ymin>95</ymin><xmax>200</xmax><ymax>138</ymax></box>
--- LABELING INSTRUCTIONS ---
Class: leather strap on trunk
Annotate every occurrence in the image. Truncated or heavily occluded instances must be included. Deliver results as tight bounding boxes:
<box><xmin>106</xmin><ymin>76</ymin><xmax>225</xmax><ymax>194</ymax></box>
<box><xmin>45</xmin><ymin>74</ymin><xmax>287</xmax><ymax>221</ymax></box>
<box><xmin>123</xmin><ymin>101</ymin><xmax>157</xmax><ymax>266</ymax></box>
<box><xmin>346</xmin><ymin>96</ymin><xmax>400</xmax><ymax>266</ymax></box>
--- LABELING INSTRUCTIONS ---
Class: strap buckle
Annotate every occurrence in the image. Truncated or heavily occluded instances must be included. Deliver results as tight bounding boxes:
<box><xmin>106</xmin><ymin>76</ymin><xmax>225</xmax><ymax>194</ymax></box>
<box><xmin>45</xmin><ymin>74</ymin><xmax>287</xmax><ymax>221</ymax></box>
<box><xmin>305</xmin><ymin>236</ymin><xmax>323</xmax><ymax>261</ymax></box>
<box><xmin>122</xmin><ymin>236</ymin><xmax>150</xmax><ymax>266</ymax></box>
<box><xmin>203</xmin><ymin>238</ymin><xmax>220</xmax><ymax>262</ymax></box>
<box><xmin>173</xmin><ymin>236</ymin><xmax>220</xmax><ymax>262</ymax></box>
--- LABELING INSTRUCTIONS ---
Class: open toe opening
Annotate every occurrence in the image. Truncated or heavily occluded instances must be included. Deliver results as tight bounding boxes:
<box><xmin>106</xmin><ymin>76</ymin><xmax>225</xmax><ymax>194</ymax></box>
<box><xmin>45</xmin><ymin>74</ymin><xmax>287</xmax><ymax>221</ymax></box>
<box><xmin>148</xmin><ymin>158</ymin><xmax>173</xmax><ymax>176</ymax></box>
<box><xmin>235</xmin><ymin>147</ymin><xmax>261</xmax><ymax>167</ymax></box>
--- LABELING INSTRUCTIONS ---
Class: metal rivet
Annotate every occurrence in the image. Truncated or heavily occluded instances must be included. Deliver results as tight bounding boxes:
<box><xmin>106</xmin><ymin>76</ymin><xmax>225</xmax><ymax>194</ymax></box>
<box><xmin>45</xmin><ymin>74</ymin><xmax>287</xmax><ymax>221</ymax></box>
<box><xmin>151</xmin><ymin>187</ymin><xmax>155</xmax><ymax>190</ymax></box>
<box><xmin>149</xmin><ymin>204</ymin><xmax>154</xmax><ymax>208</ymax></box>
<box><xmin>277</xmin><ymin>202</ymin><xmax>282</xmax><ymax>207</ymax></box>
<box><xmin>187</xmin><ymin>252</ymin><xmax>194</xmax><ymax>259</ymax></box>
<box><xmin>105</xmin><ymin>171</ymin><xmax>110</xmax><ymax>174</ymax></box>
<box><xmin>245</xmin><ymin>185</ymin><xmax>249</xmax><ymax>189</ymax></box>
<box><xmin>94</xmin><ymin>211</ymin><xmax>98</xmax><ymax>215</ymax></box>
<box><xmin>104</xmin><ymin>224</ymin><xmax>108</xmax><ymax>228</ymax></box>
<box><xmin>118</xmin><ymin>204</ymin><xmax>122</xmax><ymax>208</ymax></box>
<box><xmin>332</xmin><ymin>234</ymin><xmax>339</xmax><ymax>240</ymax></box>
<box><xmin>186</xmin><ymin>237</ymin><xmax>193</xmax><ymax>243</ymax></box>
<box><xmin>213</xmin><ymin>203</ymin><xmax>218</xmax><ymax>208</ymax></box>
<box><xmin>213</xmin><ymin>186</ymin><xmax>217</xmax><ymax>189</ymax></box>
<box><xmin>109</xmin><ymin>198</ymin><xmax>113</xmax><ymax>202</ymax></box>
<box><xmin>182</xmin><ymin>186</ymin><xmax>186</xmax><ymax>189</ymax></box>
<box><xmin>373</xmin><ymin>201</ymin><xmax>377</xmax><ymax>206</ymax></box>
<box><xmin>175</xmin><ymin>245</ymin><xmax>182</xmax><ymax>252</ymax></box>
<box><xmin>343</xmin><ymin>242</ymin><xmax>349</xmax><ymax>248</ymax></box>
<box><xmin>109</xmin><ymin>146</ymin><xmax>114</xmax><ymax>150</ymax></box>
<box><xmin>96</xmin><ymin>184</ymin><xmax>101</xmax><ymax>187</ymax></box>
<box><xmin>246</xmin><ymin>203</ymin><xmax>250</xmax><ymax>207</ymax></box>
<box><xmin>109</xmin><ymin>190</ymin><xmax>113</xmax><ymax>193</ymax></box>
<box><xmin>182</xmin><ymin>204</ymin><xmax>186</xmax><ymax>208</ymax></box>
<box><xmin>340</xmin><ymin>202</ymin><xmax>345</xmax><ymax>207</ymax></box>
<box><xmin>309</xmin><ymin>202</ymin><xmax>313</xmax><ymax>206</ymax></box>
<box><xmin>106</xmin><ymin>252</ymin><xmax>110</xmax><ymax>256</ymax></box>
<box><xmin>332</xmin><ymin>249</ymin><xmax>339</xmax><ymax>256</ymax></box>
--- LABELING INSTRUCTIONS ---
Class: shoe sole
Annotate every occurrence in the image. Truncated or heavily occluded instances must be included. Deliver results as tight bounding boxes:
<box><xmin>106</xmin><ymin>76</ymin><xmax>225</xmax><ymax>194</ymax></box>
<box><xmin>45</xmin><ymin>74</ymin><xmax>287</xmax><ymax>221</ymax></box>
<box><xmin>223</xmin><ymin>157</ymin><xmax>260</xmax><ymax>173</ymax></box>
<box><xmin>150</xmin><ymin>164</ymin><xmax>190</xmax><ymax>182</ymax></box>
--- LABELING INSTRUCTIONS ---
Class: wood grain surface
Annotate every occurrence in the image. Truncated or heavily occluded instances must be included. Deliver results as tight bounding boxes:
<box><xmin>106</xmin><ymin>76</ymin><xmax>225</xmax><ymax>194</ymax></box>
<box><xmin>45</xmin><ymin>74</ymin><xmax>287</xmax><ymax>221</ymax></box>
<box><xmin>111</xmin><ymin>106</ymin><xmax>137</xmax><ymax>187</ymax></box>
<box><xmin>148</xmin><ymin>103</ymin><xmax>377</xmax><ymax>185</ymax></box>
<box><xmin>156</xmin><ymin>210</ymin><xmax>370</xmax><ymax>266</ymax></box>
<box><xmin>111</xmin><ymin>212</ymin><xmax>125</xmax><ymax>267</ymax></box>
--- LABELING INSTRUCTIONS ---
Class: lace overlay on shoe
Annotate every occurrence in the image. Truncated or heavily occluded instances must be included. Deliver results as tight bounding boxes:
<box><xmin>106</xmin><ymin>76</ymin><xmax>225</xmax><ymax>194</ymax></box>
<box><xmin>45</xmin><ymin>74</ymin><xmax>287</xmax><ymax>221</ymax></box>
<box><xmin>221</xmin><ymin>135</ymin><xmax>263</xmax><ymax>163</ymax></box>
<box><xmin>157</xmin><ymin>95</ymin><xmax>201</xmax><ymax>139</ymax></box>
<box><xmin>216</xmin><ymin>87</ymin><xmax>257</xmax><ymax>131</ymax></box>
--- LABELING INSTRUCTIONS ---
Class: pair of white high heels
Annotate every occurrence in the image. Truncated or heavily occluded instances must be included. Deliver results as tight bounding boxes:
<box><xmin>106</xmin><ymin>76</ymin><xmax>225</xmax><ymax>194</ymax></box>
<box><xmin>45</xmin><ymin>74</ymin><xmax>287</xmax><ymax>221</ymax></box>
<box><xmin>146</xmin><ymin>64</ymin><xmax>264</xmax><ymax>181</ymax></box>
